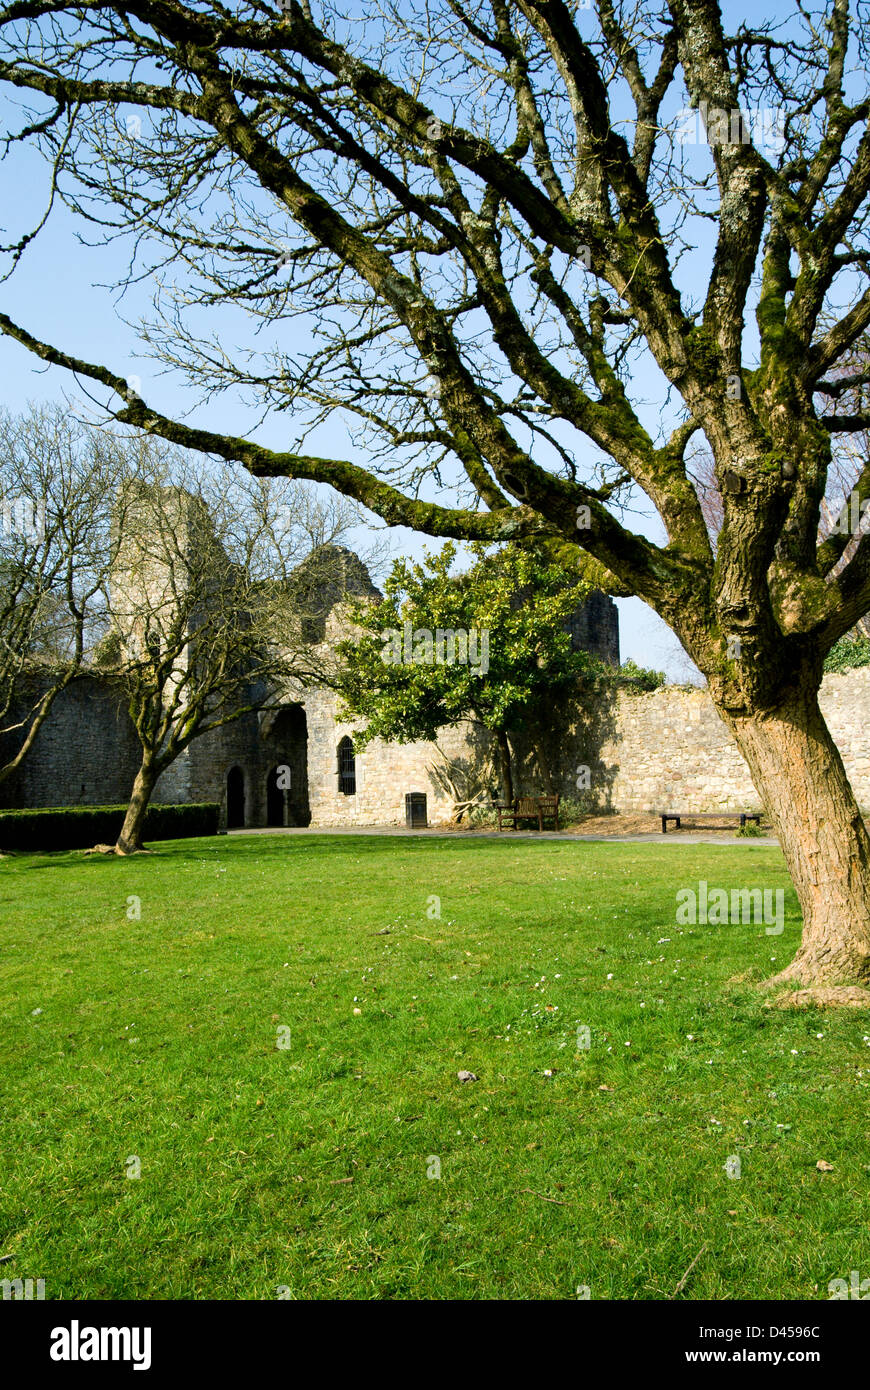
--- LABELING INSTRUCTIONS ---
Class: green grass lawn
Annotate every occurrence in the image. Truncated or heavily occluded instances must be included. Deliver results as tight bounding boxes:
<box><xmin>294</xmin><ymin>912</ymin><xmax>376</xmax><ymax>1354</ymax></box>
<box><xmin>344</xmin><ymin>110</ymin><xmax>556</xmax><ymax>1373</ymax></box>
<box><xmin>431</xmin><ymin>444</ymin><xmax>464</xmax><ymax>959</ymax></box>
<box><xmin>1</xmin><ymin>833</ymin><xmax>868</xmax><ymax>1300</ymax></box>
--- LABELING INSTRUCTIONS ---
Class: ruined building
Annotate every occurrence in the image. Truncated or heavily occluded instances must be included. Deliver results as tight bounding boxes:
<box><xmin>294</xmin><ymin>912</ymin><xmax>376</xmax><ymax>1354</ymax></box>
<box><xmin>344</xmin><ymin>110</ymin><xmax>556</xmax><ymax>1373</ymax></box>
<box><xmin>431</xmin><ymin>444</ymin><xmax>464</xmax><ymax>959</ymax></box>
<box><xmin>0</xmin><ymin>492</ymin><xmax>619</xmax><ymax>827</ymax></box>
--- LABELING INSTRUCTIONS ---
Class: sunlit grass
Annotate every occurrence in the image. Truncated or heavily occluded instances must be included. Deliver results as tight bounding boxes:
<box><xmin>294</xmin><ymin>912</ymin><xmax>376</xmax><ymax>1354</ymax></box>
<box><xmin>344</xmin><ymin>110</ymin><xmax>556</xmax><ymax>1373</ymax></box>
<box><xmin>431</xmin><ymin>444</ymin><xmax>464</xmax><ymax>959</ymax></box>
<box><xmin>1</xmin><ymin>833</ymin><xmax>867</xmax><ymax>1300</ymax></box>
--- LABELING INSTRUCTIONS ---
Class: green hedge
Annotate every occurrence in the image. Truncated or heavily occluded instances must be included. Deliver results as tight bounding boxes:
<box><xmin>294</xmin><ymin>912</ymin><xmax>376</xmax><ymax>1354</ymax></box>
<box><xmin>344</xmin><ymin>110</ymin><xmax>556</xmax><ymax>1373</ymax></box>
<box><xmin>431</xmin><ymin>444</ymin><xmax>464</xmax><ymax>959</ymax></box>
<box><xmin>0</xmin><ymin>802</ymin><xmax>220</xmax><ymax>852</ymax></box>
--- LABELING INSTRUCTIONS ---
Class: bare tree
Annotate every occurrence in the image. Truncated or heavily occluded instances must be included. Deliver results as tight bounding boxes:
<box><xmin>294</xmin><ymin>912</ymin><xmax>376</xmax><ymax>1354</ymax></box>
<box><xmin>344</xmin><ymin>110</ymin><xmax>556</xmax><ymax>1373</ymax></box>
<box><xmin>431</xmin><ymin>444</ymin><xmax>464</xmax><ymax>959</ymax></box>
<box><xmin>102</xmin><ymin>449</ymin><xmax>371</xmax><ymax>853</ymax></box>
<box><xmin>0</xmin><ymin>406</ymin><xmax>123</xmax><ymax>785</ymax></box>
<box><xmin>5</xmin><ymin>2</ymin><xmax>870</xmax><ymax>990</ymax></box>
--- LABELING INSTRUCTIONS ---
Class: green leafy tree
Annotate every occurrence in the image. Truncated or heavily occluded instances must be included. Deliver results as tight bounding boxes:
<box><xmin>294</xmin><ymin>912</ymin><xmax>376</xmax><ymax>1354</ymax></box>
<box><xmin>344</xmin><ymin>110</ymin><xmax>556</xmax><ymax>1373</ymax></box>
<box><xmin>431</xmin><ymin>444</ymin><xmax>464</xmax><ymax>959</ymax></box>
<box><xmin>619</xmin><ymin>658</ymin><xmax>668</xmax><ymax>692</ymax></box>
<box><xmin>824</xmin><ymin>634</ymin><xmax>870</xmax><ymax>674</ymax></box>
<box><xmin>336</xmin><ymin>542</ymin><xmax>598</xmax><ymax>802</ymax></box>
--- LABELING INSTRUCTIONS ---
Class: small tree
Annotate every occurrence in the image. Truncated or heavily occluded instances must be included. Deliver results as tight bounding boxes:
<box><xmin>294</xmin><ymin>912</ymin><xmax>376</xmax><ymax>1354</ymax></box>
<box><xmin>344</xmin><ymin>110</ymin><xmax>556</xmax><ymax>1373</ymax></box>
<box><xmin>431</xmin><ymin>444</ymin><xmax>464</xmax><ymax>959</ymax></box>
<box><xmin>104</xmin><ymin>448</ymin><xmax>371</xmax><ymax>852</ymax></box>
<box><xmin>336</xmin><ymin>541</ymin><xmax>598</xmax><ymax>802</ymax></box>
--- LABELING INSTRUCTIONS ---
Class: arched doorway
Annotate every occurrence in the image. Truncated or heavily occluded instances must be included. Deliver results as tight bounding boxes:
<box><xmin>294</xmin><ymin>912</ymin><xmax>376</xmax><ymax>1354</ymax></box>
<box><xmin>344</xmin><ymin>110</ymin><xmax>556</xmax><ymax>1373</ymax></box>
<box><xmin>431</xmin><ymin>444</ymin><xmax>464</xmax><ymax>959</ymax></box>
<box><xmin>260</xmin><ymin>704</ymin><xmax>310</xmax><ymax>826</ymax></box>
<box><xmin>226</xmin><ymin>766</ymin><xmax>246</xmax><ymax>828</ymax></box>
<box><xmin>266</xmin><ymin>765</ymin><xmax>288</xmax><ymax>827</ymax></box>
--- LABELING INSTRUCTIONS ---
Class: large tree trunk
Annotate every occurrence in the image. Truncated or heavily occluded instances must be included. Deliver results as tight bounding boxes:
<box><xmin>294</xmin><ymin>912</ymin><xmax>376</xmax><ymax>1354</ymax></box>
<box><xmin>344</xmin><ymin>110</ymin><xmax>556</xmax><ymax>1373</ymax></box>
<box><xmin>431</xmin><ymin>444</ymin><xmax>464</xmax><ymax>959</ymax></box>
<box><xmin>495</xmin><ymin>728</ymin><xmax>514</xmax><ymax>804</ymax></box>
<box><xmin>116</xmin><ymin>758</ymin><xmax>158</xmax><ymax>855</ymax></box>
<box><xmin>720</xmin><ymin>674</ymin><xmax>870</xmax><ymax>988</ymax></box>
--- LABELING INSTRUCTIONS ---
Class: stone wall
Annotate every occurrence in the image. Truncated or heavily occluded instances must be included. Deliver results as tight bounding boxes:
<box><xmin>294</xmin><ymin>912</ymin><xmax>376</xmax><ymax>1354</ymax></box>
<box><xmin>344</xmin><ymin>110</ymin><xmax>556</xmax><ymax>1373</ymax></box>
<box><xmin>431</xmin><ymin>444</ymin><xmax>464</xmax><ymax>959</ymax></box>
<box><xmin>9</xmin><ymin>664</ymin><xmax>870</xmax><ymax>827</ymax></box>
<box><xmin>291</xmin><ymin>589</ymin><xmax>617</xmax><ymax>827</ymax></box>
<box><xmin>0</xmin><ymin>672</ymin><xmax>311</xmax><ymax>829</ymax></box>
<box><xmin>163</xmin><ymin>702</ymin><xmax>311</xmax><ymax>828</ymax></box>
<box><xmin>8</xmin><ymin>664</ymin><xmax>870</xmax><ymax>826</ymax></box>
<box><xmin>0</xmin><ymin>675</ymin><xmax>141</xmax><ymax>809</ymax></box>
<box><xmin>300</xmin><ymin>682</ymin><xmax>491</xmax><ymax>827</ymax></box>
<box><xmin>9</xmin><ymin>518</ymin><xmax>870</xmax><ymax>832</ymax></box>
<box><xmin>1</xmin><ymin>535</ymin><xmax>623</xmax><ymax>828</ymax></box>
<box><xmin>819</xmin><ymin>670</ymin><xmax>870</xmax><ymax>807</ymax></box>
<box><xmin>599</xmin><ymin>666</ymin><xmax>870</xmax><ymax>813</ymax></box>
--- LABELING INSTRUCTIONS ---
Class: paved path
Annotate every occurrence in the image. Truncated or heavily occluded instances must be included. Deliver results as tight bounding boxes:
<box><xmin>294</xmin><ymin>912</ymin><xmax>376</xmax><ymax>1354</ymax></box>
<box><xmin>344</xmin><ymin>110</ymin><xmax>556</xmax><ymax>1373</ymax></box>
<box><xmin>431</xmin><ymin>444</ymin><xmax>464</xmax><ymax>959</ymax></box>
<box><xmin>228</xmin><ymin>825</ymin><xmax>779</xmax><ymax>847</ymax></box>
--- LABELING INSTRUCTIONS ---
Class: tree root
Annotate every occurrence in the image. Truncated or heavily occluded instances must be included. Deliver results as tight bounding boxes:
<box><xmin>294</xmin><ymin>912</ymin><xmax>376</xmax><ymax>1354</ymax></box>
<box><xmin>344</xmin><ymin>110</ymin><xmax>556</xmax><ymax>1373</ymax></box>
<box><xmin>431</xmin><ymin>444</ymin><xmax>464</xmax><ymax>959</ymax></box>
<box><xmin>764</xmin><ymin>985</ymin><xmax>870</xmax><ymax>1010</ymax></box>
<box><xmin>83</xmin><ymin>843</ymin><xmax>153</xmax><ymax>856</ymax></box>
<box><xmin>765</xmin><ymin>950</ymin><xmax>870</xmax><ymax>992</ymax></box>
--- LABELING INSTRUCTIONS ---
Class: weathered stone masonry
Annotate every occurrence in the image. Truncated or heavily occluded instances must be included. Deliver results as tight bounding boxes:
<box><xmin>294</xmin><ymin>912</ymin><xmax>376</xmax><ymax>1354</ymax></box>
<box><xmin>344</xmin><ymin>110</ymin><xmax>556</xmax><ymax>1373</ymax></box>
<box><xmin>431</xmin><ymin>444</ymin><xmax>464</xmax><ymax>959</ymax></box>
<box><xmin>599</xmin><ymin>667</ymin><xmax>870</xmax><ymax>813</ymax></box>
<box><xmin>6</xmin><ymin>541</ymin><xmax>870</xmax><ymax>827</ymax></box>
<box><xmin>0</xmin><ymin>576</ymin><xmax>620</xmax><ymax>828</ymax></box>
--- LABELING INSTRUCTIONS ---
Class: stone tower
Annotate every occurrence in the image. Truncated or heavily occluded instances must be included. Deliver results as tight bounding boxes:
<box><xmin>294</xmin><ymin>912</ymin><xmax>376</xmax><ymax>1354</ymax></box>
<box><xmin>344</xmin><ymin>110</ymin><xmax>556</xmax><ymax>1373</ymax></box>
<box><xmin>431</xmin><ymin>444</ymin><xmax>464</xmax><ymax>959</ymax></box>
<box><xmin>109</xmin><ymin>481</ymin><xmax>220</xmax><ymax>663</ymax></box>
<box><xmin>565</xmin><ymin>591</ymin><xmax>620</xmax><ymax>666</ymax></box>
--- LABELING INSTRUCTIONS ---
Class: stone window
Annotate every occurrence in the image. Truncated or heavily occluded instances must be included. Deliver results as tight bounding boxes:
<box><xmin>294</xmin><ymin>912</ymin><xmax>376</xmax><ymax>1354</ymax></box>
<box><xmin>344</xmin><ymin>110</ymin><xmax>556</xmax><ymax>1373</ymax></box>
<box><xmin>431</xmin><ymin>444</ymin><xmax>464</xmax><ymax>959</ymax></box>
<box><xmin>337</xmin><ymin>736</ymin><xmax>356</xmax><ymax>796</ymax></box>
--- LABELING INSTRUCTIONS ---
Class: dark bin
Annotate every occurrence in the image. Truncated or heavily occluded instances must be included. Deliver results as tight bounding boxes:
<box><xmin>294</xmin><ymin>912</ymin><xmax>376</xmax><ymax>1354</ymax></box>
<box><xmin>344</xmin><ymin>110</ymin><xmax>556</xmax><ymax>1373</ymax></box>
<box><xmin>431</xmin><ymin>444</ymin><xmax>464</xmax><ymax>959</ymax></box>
<box><xmin>405</xmin><ymin>792</ymin><xmax>428</xmax><ymax>828</ymax></box>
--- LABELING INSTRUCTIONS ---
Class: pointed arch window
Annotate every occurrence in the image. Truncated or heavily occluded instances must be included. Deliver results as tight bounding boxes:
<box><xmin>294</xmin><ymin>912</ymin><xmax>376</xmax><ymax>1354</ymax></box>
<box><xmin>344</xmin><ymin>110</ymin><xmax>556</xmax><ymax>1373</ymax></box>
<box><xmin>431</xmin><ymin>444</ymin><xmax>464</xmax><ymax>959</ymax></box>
<box><xmin>337</xmin><ymin>737</ymin><xmax>356</xmax><ymax>796</ymax></box>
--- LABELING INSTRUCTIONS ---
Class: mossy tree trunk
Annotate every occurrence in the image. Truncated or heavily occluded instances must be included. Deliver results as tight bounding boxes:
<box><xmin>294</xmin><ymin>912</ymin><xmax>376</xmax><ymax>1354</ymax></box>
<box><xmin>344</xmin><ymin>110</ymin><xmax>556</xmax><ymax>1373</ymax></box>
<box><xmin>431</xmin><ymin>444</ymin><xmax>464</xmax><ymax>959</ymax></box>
<box><xmin>721</xmin><ymin>675</ymin><xmax>870</xmax><ymax>987</ymax></box>
<box><xmin>115</xmin><ymin>757</ymin><xmax>159</xmax><ymax>855</ymax></box>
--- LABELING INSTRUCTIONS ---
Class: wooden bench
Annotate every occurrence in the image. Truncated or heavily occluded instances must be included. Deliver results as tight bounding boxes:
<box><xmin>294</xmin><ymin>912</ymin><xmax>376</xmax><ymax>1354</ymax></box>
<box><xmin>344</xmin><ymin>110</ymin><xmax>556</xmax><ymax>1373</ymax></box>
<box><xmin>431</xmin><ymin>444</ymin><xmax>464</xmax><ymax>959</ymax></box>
<box><xmin>495</xmin><ymin>794</ymin><xmax>560</xmax><ymax>832</ymax></box>
<box><xmin>659</xmin><ymin>811</ymin><xmax>764</xmax><ymax>834</ymax></box>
